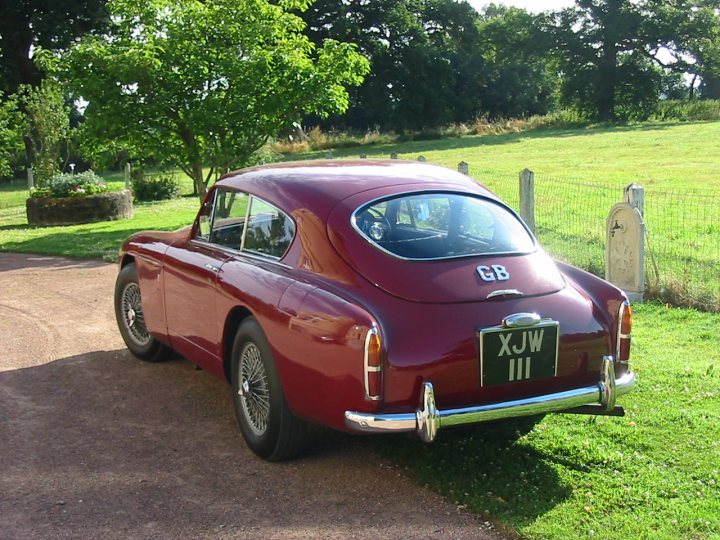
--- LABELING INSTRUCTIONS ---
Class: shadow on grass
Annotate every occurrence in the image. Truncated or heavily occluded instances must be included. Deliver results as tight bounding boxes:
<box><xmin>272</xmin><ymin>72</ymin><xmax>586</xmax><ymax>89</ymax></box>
<box><xmin>370</xmin><ymin>425</ymin><xmax>571</xmax><ymax>532</ymax></box>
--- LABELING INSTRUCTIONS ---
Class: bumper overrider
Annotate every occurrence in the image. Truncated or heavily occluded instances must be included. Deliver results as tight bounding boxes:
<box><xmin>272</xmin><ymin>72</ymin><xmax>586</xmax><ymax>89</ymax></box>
<box><xmin>345</xmin><ymin>355</ymin><xmax>636</xmax><ymax>443</ymax></box>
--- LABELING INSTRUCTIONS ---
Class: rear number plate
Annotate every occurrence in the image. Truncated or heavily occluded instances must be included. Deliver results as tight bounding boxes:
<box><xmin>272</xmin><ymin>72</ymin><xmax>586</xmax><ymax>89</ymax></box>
<box><xmin>479</xmin><ymin>321</ymin><xmax>559</xmax><ymax>386</ymax></box>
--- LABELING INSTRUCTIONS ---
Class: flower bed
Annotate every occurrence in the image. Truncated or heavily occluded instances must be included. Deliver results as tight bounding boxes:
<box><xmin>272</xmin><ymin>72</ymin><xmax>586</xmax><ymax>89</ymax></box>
<box><xmin>26</xmin><ymin>189</ymin><xmax>133</xmax><ymax>226</ymax></box>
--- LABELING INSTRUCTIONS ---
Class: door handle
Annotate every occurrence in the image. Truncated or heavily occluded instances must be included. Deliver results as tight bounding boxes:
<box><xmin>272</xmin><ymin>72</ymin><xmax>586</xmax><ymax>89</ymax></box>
<box><xmin>204</xmin><ymin>263</ymin><xmax>221</xmax><ymax>273</ymax></box>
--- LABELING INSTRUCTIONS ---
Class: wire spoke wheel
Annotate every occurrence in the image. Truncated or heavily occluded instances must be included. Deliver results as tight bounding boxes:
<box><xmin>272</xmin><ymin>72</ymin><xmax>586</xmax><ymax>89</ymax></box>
<box><xmin>238</xmin><ymin>342</ymin><xmax>271</xmax><ymax>436</ymax></box>
<box><xmin>121</xmin><ymin>282</ymin><xmax>151</xmax><ymax>347</ymax></box>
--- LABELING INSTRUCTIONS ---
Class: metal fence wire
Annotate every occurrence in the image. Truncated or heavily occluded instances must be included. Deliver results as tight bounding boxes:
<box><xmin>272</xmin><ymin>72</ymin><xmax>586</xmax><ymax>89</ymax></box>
<box><xmin>469</xmin><ymin>165</ymin><xmax>720</xmax><ymax>312</ymax></box>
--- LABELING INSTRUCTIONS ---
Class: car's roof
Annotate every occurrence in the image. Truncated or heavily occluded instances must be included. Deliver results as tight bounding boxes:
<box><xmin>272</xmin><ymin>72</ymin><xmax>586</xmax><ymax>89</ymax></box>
<box><xmin>217</xmin><ymin>160</ymin><xmax>495</xmax><ymax>217</ymax></box>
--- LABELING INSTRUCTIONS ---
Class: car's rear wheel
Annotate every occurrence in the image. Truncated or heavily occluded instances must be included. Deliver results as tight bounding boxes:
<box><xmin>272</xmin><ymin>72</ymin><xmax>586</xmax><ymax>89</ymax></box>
<box><xmin>231</xmin><ymin>317</ymin><xmax>306</xmax><ymax>461</ymax></box>
<box><xmin>114</xmin><ymin>263</ymin><xmax>171</xmax><ymax>362</ymax></box>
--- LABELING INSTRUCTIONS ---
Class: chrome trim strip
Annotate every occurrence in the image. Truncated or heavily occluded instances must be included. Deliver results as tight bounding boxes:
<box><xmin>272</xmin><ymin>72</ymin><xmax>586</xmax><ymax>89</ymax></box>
<box><xmin>599</xmin><ymin>355</ymin><xmax>616</xmax><ymax>411</ymax></box>
<box><xmin>345</xmin><ymin>356</ymin><xmax>636</xmax><ymax>442</ymax></box>
<box><xmin>616</xmin><ymin>301</ymin><xmax>631</xmax><ymax>362</ymax></box>
<box><xmin>502</xmin><ymin>312</ymin><xmax>542</xmax><ymax>327</ymax></box>
<box><xmin>188</xmin><ymin>239</ymin><xmax>293</xmax><ymax>269</ymax></box>
<box><xmin>239</xmin><ymin>194</ymin><xmax>253</xmax><ymax>252</ymax></box>
<box><xmin>363</xmin><ymin>328</ymin><xmax>382</xmax><ymax>400</ymax></box>
<box><xmin>486</xmin><ymin>289</ymin><xmax>523</xmax><ymax>299</ymax></box>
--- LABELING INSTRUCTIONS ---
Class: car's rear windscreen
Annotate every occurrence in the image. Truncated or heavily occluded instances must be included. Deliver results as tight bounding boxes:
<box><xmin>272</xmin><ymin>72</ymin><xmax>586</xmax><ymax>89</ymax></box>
<box><xmin>352</xmin><ymin>192</ymin><xmax>534</xmax><ymax>260</ymax></box>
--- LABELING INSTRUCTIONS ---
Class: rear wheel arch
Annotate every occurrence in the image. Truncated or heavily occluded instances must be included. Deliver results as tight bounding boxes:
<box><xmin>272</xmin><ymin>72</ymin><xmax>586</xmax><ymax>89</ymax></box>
<box><xmin>119</xmin><ymin>253</ymin><xmax>135</xmax><ymax>268</ymax></box>
<box><xmin>222</xmin><ymin>306</ymin><xmax>253</xmax><ymax>382</ymax></box>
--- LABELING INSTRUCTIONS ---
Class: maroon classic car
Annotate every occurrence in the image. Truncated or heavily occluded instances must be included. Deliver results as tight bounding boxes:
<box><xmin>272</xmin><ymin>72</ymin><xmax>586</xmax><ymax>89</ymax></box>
<box><xmin>114</xmin><ymin>160</ymin><xmax>635</xmax><ymax>461</ymax></box>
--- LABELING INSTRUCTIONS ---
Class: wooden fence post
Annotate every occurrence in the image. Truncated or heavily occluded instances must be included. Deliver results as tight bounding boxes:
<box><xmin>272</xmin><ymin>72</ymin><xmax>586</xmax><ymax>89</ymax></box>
<box><xmin>519</xmin><ymin>168</ymin><xmax>535</xmax><ymax>233</ymax></box>
<box><xmin>27</xmin><ymin>167</ymin><xmax>34</xmax><ymax>192</ymax></box>
<box><xmin>624</xmin><ymin>183</ymin><xmax>645</xmax><ymax>216</ymax></box>
<box><xmin>458</xmin><ymin>161</ymin><xmax>469</xmax><ymax>175</ymax></box>
<box><xmin>124</xmin><ymin>162</ymin><xmax>131</xmax><ymax>190</ymax></box>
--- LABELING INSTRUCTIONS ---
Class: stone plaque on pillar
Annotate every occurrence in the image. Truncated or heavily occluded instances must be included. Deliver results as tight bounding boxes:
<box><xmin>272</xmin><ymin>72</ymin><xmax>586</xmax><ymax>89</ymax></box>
<box><xmin>606</xmin><ymin>202</ymin><xmax>645</xmax><ymax>302</ymax></box>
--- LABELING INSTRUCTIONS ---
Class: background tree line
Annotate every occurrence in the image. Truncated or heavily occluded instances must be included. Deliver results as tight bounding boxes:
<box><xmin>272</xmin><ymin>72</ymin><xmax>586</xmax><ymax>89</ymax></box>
<box><xmin>0</xmin><ymin>0</ymin><xmax>718</xmax><ymax>190</ymax></box>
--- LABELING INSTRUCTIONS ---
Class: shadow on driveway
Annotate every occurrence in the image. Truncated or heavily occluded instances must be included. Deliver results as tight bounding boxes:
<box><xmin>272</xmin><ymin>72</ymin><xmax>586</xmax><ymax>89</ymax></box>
<box><xmin>0</xmin><ymin>348</ymin><xmax>499</xmax><ymax>539</ymax></box>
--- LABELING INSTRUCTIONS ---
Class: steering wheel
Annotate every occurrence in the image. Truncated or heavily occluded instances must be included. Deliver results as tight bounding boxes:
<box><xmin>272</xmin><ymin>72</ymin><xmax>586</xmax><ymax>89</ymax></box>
<box><xmin>358</xmin><ymin>208</ymin><xmax>391</xmax><ymax>240</ymax></box>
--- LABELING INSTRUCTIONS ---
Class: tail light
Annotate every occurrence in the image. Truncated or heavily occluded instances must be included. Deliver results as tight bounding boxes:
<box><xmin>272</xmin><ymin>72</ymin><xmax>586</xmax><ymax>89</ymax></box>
<box><xmin>617</xmin><ymin>301</ymin><xmax>632</xmax><ymax>363</ymax></box>
<box><xmin>364</xmin><ymin>328</ymin><xmax>383</xmax><ymax>400</ymax></box>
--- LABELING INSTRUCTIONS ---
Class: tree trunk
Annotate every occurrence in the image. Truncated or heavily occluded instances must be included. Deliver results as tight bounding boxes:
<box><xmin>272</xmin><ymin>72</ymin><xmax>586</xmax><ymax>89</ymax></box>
<box><xmin>192</xmin><ymin>161</ymin><xmax>207</xmax><ymax>202</ymax></box>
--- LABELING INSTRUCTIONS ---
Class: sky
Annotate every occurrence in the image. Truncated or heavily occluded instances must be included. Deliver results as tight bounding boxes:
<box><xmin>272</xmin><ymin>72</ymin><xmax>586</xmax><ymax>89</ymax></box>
<box><xmin>467</xmin><ymin>0</ymin><xmax>575</xmax><ymax>13</ymax></box>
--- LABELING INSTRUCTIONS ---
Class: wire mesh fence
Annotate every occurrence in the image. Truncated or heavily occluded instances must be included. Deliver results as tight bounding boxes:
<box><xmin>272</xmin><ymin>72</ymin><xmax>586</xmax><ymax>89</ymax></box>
<box><xmin>468</xmin><ymin>164</ymin><xmax>720</xmax><ymax>312</ymax></box>
<box><xmin>643</xmin><ymin>188</ymin><xmax>720</xmax><ymax>311</ymax></box>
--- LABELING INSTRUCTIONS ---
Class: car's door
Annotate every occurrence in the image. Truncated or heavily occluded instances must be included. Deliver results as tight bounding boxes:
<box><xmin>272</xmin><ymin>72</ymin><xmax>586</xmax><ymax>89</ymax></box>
<box><xmin>163</xmin><ymin>188</ymin><xmax>248</xmax><ymax>369</ymax></box>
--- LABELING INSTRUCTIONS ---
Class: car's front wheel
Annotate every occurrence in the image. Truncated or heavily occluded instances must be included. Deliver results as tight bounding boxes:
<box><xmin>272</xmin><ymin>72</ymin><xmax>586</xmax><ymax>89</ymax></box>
<box><xmin>231</xmin><ymin>318</ymin><xmax>306</xmax><ymax>461</ymax></box>
<box><xmin>114</xmin><ymin>262</ymin><xmax>171</xmax><ymax>362</ymax></box>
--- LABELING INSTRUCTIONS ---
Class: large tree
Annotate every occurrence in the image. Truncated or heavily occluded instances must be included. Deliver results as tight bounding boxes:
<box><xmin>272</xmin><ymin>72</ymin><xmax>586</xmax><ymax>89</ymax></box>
<box><xmin>0</xmin><ymin>92</ymin><xmax>24</xmax><ymax>179</ymax></box>
<box><xmin>0</xmin><ymin>0</ymin><xmax>107</xmax><ymax>167</ymax></box>
<box><xmin>643</xmin><ymin>0</ymin><xmax>720</xmax><ymax>99</ymax></box>
<box><xmin>476</xmin><ymin>5</ymin><xmax>558</xmax><ymax>119</ymax></box>
<box><xmin>300</xmin><ymin>0</ymin><xmax>486</xmax><ymax>130</ymax></box>
<box><xmin>53</xmin><ymin>0</ymin><xmax>369</xmax><ymax>199</ymax></box>
<box><xmin>0</xmin><ymin>0</ymin><xmax>108</xmax><ymax>95</ymax></box>
<box><xmin>550</xmin><ymin>0</ymin><xmax>662</xmax><ymax>121</ymax></box>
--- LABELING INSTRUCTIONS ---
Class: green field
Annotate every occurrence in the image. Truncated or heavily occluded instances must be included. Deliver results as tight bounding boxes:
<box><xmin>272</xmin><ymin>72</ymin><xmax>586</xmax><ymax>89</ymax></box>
<box><xmin>1</xmin><ymin>121</ymin><xmax>719</xmax><ymax>539</ymax></box>
<box><xmin>307</xmin><ymin>121</ymin><xmax>720</xmax><ymax>310</ymax></box>
<box><xmin>376</xmin><ymin>302</ymin><xmax>720</xmax><ymax>540</ymax></box>
<box><xmin>318</xmin><ymin>121</ymin><xmax>720</xmax><ymax>190</ymax></box>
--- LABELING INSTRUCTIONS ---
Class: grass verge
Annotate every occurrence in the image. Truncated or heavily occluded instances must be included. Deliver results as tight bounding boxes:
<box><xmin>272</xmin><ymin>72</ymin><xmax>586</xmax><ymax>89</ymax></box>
<box><xmin>374</xmin><ymin>303</ymin><xmax>720</xmax><ymax>539</ymax></box>
<box><xmin>0</xmin><ymin>198</ymin><xmax>199</xmax><ymax>261</ymax></box>
<box><xmin>286</xmin><ymin>121</ymin><xmax>720</xmax><ymax>311</ymax></box>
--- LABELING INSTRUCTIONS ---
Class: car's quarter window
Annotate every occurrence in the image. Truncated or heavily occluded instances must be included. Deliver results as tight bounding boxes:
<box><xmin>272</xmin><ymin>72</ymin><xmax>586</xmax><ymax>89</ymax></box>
<box><xmin>196</xmin><ymin>191</ymin><xmax>216</xmax><ymax>241</ymax></box>
<box><xmin>196</xmin><ymin>188</ymin><xmax>249</xmax><ymax>250</ymax></box>
<box><xmin>353</xmin><ymin>192</ymin><xmax>535</xmax><ymax>260</ymax></box>
<box><xmin>242</xmin><ymin>197</ymin><xmax>295</xmax><ymax>259</ymax></box>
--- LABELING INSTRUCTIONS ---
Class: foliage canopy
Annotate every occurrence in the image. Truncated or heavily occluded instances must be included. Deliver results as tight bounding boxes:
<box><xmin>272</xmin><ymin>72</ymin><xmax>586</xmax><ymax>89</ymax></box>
<box><xmin>56</xmin><ymin>0</ymin><xmax>369</xmax><ymax>198</ymax></box>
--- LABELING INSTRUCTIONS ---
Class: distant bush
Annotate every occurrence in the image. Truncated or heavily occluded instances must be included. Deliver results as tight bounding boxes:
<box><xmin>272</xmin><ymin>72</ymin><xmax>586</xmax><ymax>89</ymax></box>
<box><xmin>272</xmin><ymin>126</ymin><xmax>395</xmax><ymax>154</ymax></box>
<box><xmin>652</xmin><ymin>99</ymin><xmax>720</xmax><ymax>122</ymax></box>
<box><xmin>30</xmin><ymin>171</ymin><xmax>108</xmax><ymax>198</ymax></box>
<box><xmin>132</xmin><ymin>171</ymin><xmax>180</xmax><ymax>202</ymax></box>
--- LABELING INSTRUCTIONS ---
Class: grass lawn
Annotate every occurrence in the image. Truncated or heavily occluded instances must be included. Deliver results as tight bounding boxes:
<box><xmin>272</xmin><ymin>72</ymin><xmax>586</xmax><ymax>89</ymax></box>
<box><xmin>316</xmin><ymin>120</ymin><xmax>720</xmax><ymax>191</ymax></box>
<box><xmin>0</xmin><ymin>198</ymin><xmax>199</xmax><ymax>261</ymax></box>
<box><xmin>304</xmin><ymin>121</ymin><xmax>720</xmax><ymax>310</ymax></box>
<box><xmin>374</xmin><ymin>303</ymin><xmax>720</xmax><ymax>540</ymax></box>
<box><xmin>0</xmin><ymin>170</ymin><xmax>201</xmax><ymax>261</ymax></box>
<box><xmin>0</xmin><ymin>123</ymin><xmax>719</xmax><ymax>538</ymax></box>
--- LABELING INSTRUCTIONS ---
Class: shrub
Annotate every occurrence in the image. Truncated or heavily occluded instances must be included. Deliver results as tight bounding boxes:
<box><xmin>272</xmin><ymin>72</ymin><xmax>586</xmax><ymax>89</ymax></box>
<box><xmin>132</xmin><ymin>171</ymin><xmax>180</xmax><ymax>202</ymax></box>
<box><xmin>31</xmin><ymin>171</ymin><xmax>108</xmax><ymax>198</ymax></box>
<box><xmin>652</xmin><ymin>99</ymin><xmax>720</xmax><ymax>122</ymax></box>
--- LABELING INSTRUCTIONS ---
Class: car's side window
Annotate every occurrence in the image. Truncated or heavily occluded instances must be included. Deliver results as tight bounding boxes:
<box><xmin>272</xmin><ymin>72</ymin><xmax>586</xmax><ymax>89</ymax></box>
<box><xmin>243</xmin><ymin>197</ymin><xmax>295</xmax><ymax>259</ymax></box>
<box><xmin>210</xmin><ymin>189</ymin><xmax>249</xmax><ymax>250</ymax></box>
<box><xmin>196</xmin><ymin>188</ymin><xmax>249</xmax><ymax>250</ymax></box>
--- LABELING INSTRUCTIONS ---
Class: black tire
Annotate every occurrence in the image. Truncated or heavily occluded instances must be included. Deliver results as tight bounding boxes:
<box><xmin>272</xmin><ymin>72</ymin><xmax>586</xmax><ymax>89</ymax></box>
<box><xmin>231</xmin><ymin>317</ymin><xmax>306</xmax><ymax>461</ymax></box>
<box><xmin>114</xmin><ymin>263</ymin><xmax>171</xmax><ymax>362</ymax></box>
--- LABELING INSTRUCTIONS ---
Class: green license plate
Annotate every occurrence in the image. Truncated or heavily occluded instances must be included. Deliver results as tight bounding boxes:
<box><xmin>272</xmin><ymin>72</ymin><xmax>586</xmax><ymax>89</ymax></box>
<box><xmin>479</xmin><ymin>321</ymin><xmax>559</xmax><ymax>387</ymax></box>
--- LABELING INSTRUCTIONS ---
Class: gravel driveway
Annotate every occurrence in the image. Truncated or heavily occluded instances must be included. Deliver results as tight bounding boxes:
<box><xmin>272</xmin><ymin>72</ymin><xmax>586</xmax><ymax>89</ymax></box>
<box><xmin>0</xmin><ymin>253</ymin><xmax>501</xmax><ymax>539</ymax></box>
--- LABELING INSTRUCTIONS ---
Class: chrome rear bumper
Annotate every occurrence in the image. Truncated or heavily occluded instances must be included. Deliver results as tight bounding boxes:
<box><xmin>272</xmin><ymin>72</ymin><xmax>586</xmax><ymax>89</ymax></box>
<box><xmin>344</xmin><ymin>355</ymin><xmax>636</xmax><ymax>442</ymax></box>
